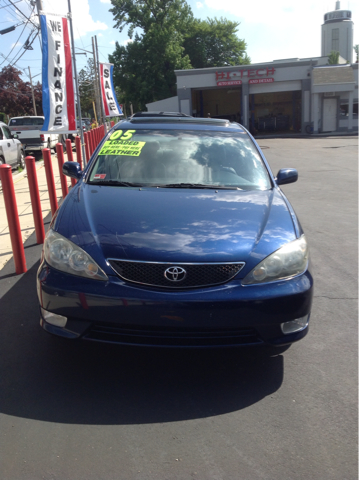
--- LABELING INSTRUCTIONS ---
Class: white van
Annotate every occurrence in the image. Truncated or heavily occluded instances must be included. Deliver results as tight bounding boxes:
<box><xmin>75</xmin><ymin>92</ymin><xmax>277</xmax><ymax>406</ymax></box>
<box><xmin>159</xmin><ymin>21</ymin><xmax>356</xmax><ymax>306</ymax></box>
<box><xmin>8</xmin><ymin>116</ymin><xmax>58</xmax><ymax>154</ymax></box>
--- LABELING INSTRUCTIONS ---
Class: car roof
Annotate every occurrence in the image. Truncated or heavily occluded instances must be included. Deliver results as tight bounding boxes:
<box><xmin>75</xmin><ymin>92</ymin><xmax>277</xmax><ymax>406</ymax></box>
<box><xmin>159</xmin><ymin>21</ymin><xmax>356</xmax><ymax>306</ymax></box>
<box><xmin>115</xmin><ymin>116</ymin><xmax>245</xmax><ymax>133</ymax></box>
<box><xmin>9</xmin><ymin>116</ymin><xmax>45</xmax><ymax>120</ymax></box>
<box><xmin>130</xmin><ymin>111</ymin><xmax>192</xmax><ymax>118</ymax></box>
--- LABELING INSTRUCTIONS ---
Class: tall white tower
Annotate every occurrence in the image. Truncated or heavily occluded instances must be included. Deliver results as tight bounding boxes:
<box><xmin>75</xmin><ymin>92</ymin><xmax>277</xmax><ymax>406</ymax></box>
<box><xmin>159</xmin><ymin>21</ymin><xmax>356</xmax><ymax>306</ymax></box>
<box><xmin>321</xmin><ymin>1</ymin><xmax>354</xmax><ymax>63</ymax></box>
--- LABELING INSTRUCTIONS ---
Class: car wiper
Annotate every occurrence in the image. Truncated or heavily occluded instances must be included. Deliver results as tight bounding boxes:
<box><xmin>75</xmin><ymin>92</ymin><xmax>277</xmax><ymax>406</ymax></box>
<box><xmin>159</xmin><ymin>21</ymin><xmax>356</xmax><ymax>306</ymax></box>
<box><xmin>155</xmin><ymin>183</ymin><xmax>242</xmax><ymax>190</ymax></box>
<box><xmin>88</xmin><ymin>180</ymin><xmax>144</xmax><ymax>187</ymax></box>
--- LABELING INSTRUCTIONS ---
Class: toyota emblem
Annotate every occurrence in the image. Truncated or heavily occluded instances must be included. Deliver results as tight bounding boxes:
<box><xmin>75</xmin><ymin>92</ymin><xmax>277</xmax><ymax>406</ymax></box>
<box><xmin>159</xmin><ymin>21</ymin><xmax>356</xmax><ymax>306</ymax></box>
<box><xmin>164</xmin><ymin>266</ymin><xmax>187</xmax><ymax>282</ymax></box>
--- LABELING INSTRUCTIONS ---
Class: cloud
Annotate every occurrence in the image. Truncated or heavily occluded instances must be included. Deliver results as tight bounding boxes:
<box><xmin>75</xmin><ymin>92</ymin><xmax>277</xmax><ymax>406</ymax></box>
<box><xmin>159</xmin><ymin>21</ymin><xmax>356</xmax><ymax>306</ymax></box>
<box><xmin>109</xmin><ymin>40</ymin><xmax>116</xmax><ymax>45</ymax></box>
<box><xmin>100</xmin><ymin>0</ymin><xmax>111</xmax><ymax>2</ymax></box>
<box><xmin>42</xmin><ymin>0</ymin><xmax>108</xmax><ymax>38</ymax></box>
<box><xmin>123</xmin><ymin>39</ymin><xmax>133</xmax><ymax>45</ymax></box>
<box><xmin>196</xmin><ymin>2</ymin><xmax>204</xmax><ymax>8</ymax></box>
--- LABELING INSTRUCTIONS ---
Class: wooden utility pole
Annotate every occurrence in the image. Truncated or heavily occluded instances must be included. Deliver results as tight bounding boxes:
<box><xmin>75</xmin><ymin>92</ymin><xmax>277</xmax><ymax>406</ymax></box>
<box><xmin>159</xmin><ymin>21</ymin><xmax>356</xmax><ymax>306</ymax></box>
<box><xmin>92</xmin><ymin>37</ymin><xmax>102</xmax><ymax>125</ymax></box>
<box><xmin>95</xmin><ymin>35</ymin><xmax>107</xmax><ymax>132</ymax></box>
<box><xmin>28</xmin><ymin>67</ymin><xmax>37</xmax><ymax>116</ymax></box>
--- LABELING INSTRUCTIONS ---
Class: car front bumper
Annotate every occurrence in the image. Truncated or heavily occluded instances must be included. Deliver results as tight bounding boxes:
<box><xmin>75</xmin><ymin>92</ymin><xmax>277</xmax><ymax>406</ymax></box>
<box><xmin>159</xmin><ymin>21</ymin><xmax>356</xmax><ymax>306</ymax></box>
<box><xmin>37</xmin><ymin>261</ymin><xmax>313</xmax><ymax>347</ymax></box>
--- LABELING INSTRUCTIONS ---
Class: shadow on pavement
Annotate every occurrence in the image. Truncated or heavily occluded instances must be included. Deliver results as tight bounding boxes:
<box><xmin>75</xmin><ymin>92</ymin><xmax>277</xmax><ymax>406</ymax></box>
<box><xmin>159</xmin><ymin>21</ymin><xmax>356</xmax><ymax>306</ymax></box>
<box><xmin>0</xmin><ymin>260</ymin><xmax>284</xmax><ymax>426</ymax></box>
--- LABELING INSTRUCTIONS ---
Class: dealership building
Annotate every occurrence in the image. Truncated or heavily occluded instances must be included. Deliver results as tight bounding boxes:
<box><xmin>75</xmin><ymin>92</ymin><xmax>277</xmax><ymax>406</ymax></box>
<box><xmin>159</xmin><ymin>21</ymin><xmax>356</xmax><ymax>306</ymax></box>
<box><xmin>147</xmin><ymin>2</ymin><xmax>358</xmax><ymax>135</ymax></box>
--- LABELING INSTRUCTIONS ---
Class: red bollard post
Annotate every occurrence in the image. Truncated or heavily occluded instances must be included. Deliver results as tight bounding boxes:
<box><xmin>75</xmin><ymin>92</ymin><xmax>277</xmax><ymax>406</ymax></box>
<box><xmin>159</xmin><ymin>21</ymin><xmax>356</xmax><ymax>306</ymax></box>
<box><xmin>91</xmin><ymin>129</ymin><xmax>96</xmax><ymax>153</ymax></box>
<box><xmin>56</xmin><ymin>143</ymin><xmax>69</xmax><ymax>198</ymax></box>
<box><xmin>88</xmin><ymin>130</ymin><xmax>93</xmax><ymax>156</ymax></box>
<box><xmin>43</xmin><ymin>148</ymin><xmax>58</xmax><ymax>216</ymax></box>
<box><xmin>75</xmin><ymin>136</ymin><xmax>83</xmax><ymax>170</ymax></box>
<box><xmin>94</xmin><ymin>128</ymin><xmax>99</xmax><ymax>148</ymax></box>
<box><xmin>0</xmin><ymin>165</ymin><xmax>27</xmax><ymax>274</ymax></box>
<box><xmin>66</xmin><ymin>139</ymin><xmax>76</xmax><ymax>187</ymax></box>
<box><xmin>25</xmin><ymin>156</ymin><xmax>45</xmax><ymax>244</ymax></box>
<box><xmin>84</xmin><ymin>132</ymin><xmax>91</xmax><ymax>164</ymax></box>
<box><xmin>110</xmin><ymin>121</ymin><xmax>114</xmax><ymax>128</ymax></box>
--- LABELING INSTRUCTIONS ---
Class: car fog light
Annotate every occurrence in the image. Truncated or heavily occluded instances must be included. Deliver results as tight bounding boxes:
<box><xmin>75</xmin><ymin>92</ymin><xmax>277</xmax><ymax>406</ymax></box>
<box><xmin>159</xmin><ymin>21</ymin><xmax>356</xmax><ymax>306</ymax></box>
<box><xmin>281</xmin><ymin>315</ymin><xmax>309</xmax><ymax>334</ymax></box>
<box><xmin>41</xmin><ymin>308</ymin><xmax>67</xmax><ymax>327</ymax></box>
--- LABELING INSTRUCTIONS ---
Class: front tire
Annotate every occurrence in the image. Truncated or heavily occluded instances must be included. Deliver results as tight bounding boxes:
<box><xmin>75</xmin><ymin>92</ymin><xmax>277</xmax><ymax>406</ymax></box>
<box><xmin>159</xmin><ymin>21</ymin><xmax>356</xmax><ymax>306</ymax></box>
<box><xmin>19</xmin><ymin>149</ymin><xmax>25</xmax><ymax>169</ymax></box>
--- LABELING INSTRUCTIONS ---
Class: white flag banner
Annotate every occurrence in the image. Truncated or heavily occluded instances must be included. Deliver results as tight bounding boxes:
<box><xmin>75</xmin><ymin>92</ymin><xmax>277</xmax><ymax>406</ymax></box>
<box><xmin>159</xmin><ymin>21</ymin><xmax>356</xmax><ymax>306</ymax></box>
<box><xmin>40</xmin><ymin>14</ymin><xmax>77</xmax><ymax>133</ymax></box>
<box><xmin>99</xmin><ymin>63</ymin><xmax>123</xmax><ymax>117</ymax></box>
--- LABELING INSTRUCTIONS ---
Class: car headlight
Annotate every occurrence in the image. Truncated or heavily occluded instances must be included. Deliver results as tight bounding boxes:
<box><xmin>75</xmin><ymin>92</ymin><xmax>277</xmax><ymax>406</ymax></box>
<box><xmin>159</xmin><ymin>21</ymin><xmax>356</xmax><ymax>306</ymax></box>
<box><xmin>44</xmin><ymin>229</ymin><xmax>108</xmax><ymax>281</ymax></box>
<box><xmin>242</xmin><ymin>235</ymin><xmax>309</xmax><ymax>285</ymax></box>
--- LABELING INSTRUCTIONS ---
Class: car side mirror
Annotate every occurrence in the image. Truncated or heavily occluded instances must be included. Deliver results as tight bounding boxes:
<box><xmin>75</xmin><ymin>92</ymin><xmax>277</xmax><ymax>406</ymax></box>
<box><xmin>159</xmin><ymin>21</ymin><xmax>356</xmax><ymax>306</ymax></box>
<box><xmin>63</xmin><ymin>161</ymin><xmax>83</xmax><ymax>180</ymax></box>
<box><xmin>11</xmin><ymin>133</ymin><xmax>18</xmax><ymax>139</ymax></box>
<box><xmin>275</xmin><ymin>168</ymin><xmax>298</xmax><ymax>186</ymax></box>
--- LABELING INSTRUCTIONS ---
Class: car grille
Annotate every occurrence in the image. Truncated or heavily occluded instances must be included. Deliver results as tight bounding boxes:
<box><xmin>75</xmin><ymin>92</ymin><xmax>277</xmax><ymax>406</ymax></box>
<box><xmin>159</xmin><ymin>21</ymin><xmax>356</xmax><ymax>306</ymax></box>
<box><xmin>108</xmin><ymin>260</ymin><xmax>245</xmax><ymax>289</ymax></box>
<box><xmin>84</xmin><ymin>323</ymin><xmax>262</xmax><ymax>347</ymax></box>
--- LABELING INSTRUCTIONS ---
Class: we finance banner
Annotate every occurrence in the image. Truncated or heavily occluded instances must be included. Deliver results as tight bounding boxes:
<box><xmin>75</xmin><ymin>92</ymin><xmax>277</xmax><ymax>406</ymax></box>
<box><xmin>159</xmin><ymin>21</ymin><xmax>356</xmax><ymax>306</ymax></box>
<box><xmin>99</xmin><ymin>63</ymin><xmax>123</xmax><ymax>117</ymax></box>
<box><xmin>40</xmin><ymin>14</ymin><xmax>76</xmax><ymax>133</ymax></box>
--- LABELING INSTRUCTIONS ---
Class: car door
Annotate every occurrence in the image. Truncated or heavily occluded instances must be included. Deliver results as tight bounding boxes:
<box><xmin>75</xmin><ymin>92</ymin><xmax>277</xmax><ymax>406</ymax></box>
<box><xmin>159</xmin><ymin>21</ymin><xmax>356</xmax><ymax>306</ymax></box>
<box><xmin>1</xmin><ymin>125</ymin><xmax>18</xmax><ymax>165</ymax></box>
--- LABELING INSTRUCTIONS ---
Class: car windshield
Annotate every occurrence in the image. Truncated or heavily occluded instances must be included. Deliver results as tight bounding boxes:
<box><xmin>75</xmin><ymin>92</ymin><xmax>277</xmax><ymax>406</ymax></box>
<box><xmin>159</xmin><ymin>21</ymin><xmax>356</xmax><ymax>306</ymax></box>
<box><xmin>9</xmin><ymin>117</ymin><xmax>44</xmax><ymax>126</ymax></box>
<box><xmin>88</xmin><ymin>129</ymin><xmax>271</xmax><ymax>190</ymax></box>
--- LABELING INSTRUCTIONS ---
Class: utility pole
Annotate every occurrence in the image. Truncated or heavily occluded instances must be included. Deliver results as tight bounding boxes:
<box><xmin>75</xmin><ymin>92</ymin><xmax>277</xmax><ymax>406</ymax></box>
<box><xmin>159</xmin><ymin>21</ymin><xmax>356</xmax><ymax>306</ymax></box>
<box><xmin>28</xmin><ymin>67</ymin><xmax>37</xmax><ymax>115</ymax></box>
<box><xmin>92</xmin><ymin>36</ymin><xmax>102</xmax><ymax>126</ymax></box>
<box><xmin>35</xmin><ymin>0</ymin><xmax>43</xmax><ymax>11</ymax></box>
<box><xmin>95</xmin><ymin>35</ymin><xmax>107</xmax><ymax>132</ymax></box>
<box><xmin>67</xmin><ymin>0</ymin><xmax>86</xmax><ymax>164</ymax></box>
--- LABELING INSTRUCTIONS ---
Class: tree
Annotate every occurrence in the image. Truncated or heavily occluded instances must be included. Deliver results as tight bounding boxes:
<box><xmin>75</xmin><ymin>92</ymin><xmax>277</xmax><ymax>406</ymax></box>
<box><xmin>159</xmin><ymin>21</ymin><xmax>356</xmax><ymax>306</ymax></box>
<box><xmin>109</xmin><ymin>0</ymin><xmax>193</xmax><ymax>111</ymax></box>
<box><xmin>109</xmin><ymin>0</ymin><xmax>250</xmax><ymax>110</ymax></box>
<box><xmin>354</xmin><ymin>45</ymin><xmax>359</xmax><ymax>63</ymax></box>
<box><xmin>78</xmin><ymin>58</ymin><xmax>97</xmax><ymax>117</ymax></box>
<box><xmin>183</xmin><ymin>17</ymin><xmax>250</xmax><ymax>68</ymax></box>
<box><xmin>327</xmin><ymin>51</ymin><xmax>340</xmax><ymax>65</ymax></box>
<box><xmin>0</xmin><ymin>65</ymin><xmax>42</xmax><ymax>117</ymax></box>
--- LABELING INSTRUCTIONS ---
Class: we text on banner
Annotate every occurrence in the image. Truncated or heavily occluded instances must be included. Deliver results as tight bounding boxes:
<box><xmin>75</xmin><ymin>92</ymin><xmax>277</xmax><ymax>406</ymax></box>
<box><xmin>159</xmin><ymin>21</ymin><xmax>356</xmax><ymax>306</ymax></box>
<box><xmin>40</xmin><ymin>14</ymin><xmax>76</xmax><ymax>134</ymax></box>
<box><xmin>99</xmin><ymin>63</ymin><xmax>123</xmax><ymax>117</ymax></box>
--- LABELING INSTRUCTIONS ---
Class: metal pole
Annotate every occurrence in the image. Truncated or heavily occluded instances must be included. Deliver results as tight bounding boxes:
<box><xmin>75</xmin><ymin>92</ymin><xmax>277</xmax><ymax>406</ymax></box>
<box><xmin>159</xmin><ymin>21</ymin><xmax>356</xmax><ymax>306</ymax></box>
<box><xmin>28</xmin><ymin>66</ymin><xmax>37</xmax><ymax>116</ymax></box>
<box><xmin>95</xmin><ymin>35</ymin><xmax>107</xmax><ymax>133</ymax></box>
<box><xmin>67</xmin><ymin>0</ymin><xmax>86</xmax><ymax>166</ymax></box>
<box><xmin>92</xmin><ymin>37</ymin><xmax>102</xmax><ymax>127</ymax></box>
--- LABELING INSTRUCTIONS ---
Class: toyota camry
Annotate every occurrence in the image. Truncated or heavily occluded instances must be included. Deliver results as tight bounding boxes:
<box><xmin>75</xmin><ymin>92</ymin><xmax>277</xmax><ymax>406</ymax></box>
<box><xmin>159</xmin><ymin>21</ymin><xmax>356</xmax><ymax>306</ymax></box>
<box><xmin>37</xmin><ymin>115</ymin><xmax>313</xmax><ymax>350</ymax></box>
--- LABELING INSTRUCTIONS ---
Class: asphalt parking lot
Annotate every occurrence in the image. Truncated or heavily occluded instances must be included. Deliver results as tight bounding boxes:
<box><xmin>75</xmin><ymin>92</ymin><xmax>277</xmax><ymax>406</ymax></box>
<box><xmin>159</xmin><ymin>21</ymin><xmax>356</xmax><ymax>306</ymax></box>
<box><xmin>0</xmin><ymin>136</ymin><xmax>357</xmax><ymax>480</ymax></box>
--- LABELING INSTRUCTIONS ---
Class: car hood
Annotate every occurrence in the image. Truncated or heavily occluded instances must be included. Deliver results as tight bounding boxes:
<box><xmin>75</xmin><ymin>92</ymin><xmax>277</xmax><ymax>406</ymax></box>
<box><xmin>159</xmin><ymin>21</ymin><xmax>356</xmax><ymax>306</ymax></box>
<box><xmin>55</xmin><ymin>183</ymin><xmax>297</xmax><ymax>276</ymax></box>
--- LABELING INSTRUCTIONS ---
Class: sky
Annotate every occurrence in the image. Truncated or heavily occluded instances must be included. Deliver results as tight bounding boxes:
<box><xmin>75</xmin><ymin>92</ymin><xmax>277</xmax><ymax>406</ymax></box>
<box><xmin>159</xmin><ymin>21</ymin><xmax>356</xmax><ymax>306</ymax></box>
<box><xmin>0</xmin><ymin>0</ymin><xmax>358</xmax><ymax>85</ymax></box>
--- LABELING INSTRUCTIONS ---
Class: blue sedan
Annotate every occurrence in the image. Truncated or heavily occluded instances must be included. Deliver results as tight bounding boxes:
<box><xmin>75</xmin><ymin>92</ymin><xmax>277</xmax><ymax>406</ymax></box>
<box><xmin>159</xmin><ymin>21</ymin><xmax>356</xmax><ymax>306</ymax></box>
<box><xmin>37</xmin><ymin>116</ymin><xmax>313</xmax><ymax>350</ymax></box>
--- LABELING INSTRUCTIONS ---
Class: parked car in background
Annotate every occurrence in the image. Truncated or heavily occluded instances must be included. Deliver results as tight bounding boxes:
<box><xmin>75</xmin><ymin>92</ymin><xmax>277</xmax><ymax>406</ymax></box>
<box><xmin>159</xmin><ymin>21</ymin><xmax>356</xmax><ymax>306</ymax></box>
<box><xmin>0</xmin><ymin>121</ymin><xmax>25</xmax><ymax>169</ymax></box>
<box><xmin>8</xmin><ymin>116</ymin><xmax>58</xmax><ymax>155</ymax></box>
<box><xmin>37</xmin><ymin>115</ymin><xmax>313</xmax><ymax>351</ymax></box>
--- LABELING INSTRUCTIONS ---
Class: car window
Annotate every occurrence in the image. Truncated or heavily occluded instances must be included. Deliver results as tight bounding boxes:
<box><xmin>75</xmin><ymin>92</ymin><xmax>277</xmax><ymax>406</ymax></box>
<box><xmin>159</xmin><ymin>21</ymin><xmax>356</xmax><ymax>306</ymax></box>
<box><xmin>88</xmin><ymin>129</ymin><xmax>271</xmax><ymax>190</ymax></box>
<box><xmin>9</xmin><ymin>117</ymin><xmax>44</xmax><ymax>126</ymax></box>
<box><xmin>0</xmin><ymin>128</ymin><xmax>3</xmax><ymax>140</ymax></box>
<box><xmin>2</xmin><ymin>126</ymin><xmax>12</xmax><ymax>139</ymax></box>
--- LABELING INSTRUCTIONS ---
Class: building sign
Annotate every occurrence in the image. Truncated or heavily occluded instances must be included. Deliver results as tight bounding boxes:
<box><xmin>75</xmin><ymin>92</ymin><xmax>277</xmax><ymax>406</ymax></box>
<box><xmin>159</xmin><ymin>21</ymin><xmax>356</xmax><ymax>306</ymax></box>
<box><xmin>217</xmin><ymin>80</ymin><xmax>242</xmax><ymax>86</ymax></box>
<box><xmin>99</xmin><ymin>63</ymin><xmax>123</xmax><ymax>117</ymax></box>
<box><xmin>216</xmin><ymin>68</ymin><xmax>276</xmax><ymax>86</ymax></box>
<box><xmin>40</xmin><ymin>13</ymin><xmax>76</xmax><ymax>133</ymax></box>
<box><xmin>249</xmin><ymin>78</ymin><xmax>275</xmax><ymax>84</ymax></box>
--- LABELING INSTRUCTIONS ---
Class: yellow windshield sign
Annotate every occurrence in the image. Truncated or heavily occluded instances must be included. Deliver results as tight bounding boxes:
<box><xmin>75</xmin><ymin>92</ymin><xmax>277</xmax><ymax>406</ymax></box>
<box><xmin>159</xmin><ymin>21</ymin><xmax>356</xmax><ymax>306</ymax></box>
<box><xmin>98</xmin><ymin>130</ymin><xmax>146</xmax><ymax>156</ymax></box>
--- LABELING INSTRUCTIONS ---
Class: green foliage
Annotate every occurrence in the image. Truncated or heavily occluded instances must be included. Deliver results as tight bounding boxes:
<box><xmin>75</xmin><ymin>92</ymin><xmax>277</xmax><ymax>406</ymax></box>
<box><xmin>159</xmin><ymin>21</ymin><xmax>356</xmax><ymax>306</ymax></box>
<box><xmin>109</xmin><ymin>0</ymin><xmax>250</xmax><ymax>110</ymax></box>
<box><xmin>327</xmin><ymin>51</ymin><xmax>340</xmax><ymax>65</ymax></box>
<box><xmin>183</xmin><ymin>17</ymin><xmax>250</xmax><ymax>68</ymax></box>
<box><xmin>110</xmin><ymin>0</ymin><xmax>193</xmax><ymax>38</ymax></box>
<box><xmin>78</xmin><ymin>58</ymin><xmax>96</xmax><ymax>117</ymax></box>
<box><xmin>354</xmin><ymin>45</ymin><xmax>359</xmax><ymax>63</ymax></box>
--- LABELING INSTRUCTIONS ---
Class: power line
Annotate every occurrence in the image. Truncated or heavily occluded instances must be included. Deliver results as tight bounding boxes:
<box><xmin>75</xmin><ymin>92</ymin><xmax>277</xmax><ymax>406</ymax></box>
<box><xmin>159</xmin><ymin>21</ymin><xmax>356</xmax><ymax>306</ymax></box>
<box><xmin>10</xmin><ymin>29</ymin><xmax>39</xmax><ymax>68</ymax></box>
<box><xmin>5</xmin><ymin>0</ymin><xmax>39</xmax><ymax>30</ymax></box>
<box><xmin>0</xmin><ymin>4</ymin><xmax>35</xmax><ymax>67</ymax></box>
